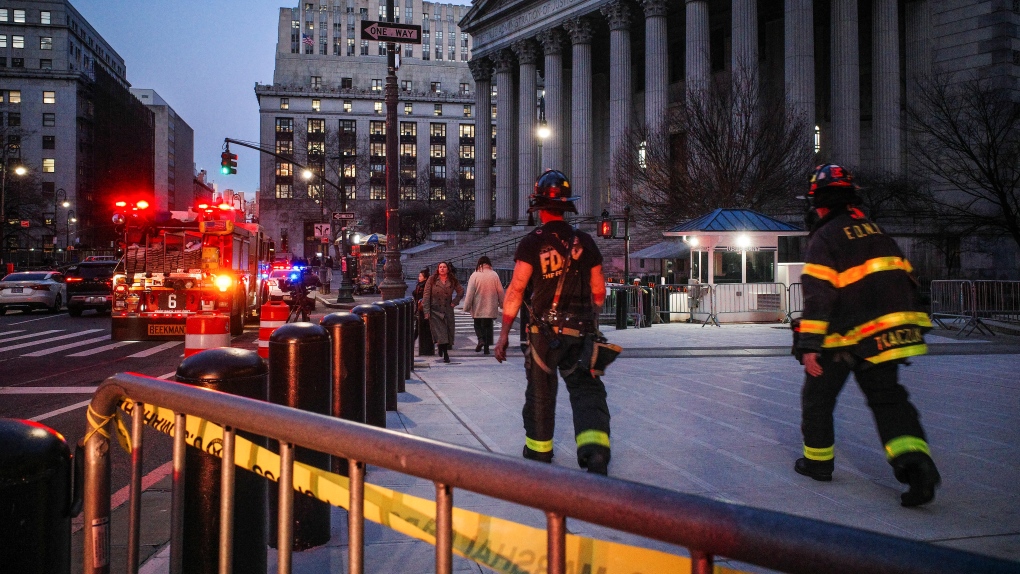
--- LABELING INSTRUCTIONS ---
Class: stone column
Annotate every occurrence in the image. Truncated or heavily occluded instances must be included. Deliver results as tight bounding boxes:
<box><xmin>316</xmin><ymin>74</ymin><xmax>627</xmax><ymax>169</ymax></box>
<box><xmin>731</xmin><ymin>0</ymin><xmax>757</xmax><ymax>77</ymax></box>
<box><xmin>785</xmin><ymin>0</ymin><xmax>815</xmax><ymax>154</ymax></box>
<box><xmin>538</xmin><ymin>29</ymin><xmax>565</xmax><ymax>172</ymax></box>
<box><xmin>565</xmin><ymin>17</ymin><xmax>596</xmax><ymax>219</ymax></box>
<box><xmin>469</xmin><ymin>57</ymin><xmax>494</xmax><ymax>230</ymax></box>
<box><xmin>873</xmin><ymin>0</ymin><xmax>901</xmax><ymax>174</ymax></box>
<box><xmin>641</xmin><ymin>0</ymin><xmax>669</xmax><ymax>136</ymax></box>
<box><xmin>493</xmin><ymin>49</ymin><xmax>518</xmax><ymax>226</ymax></box>
<box><xmin>602</xmin><ymin>0</ymin><xmax>633</xmax><ymax>213</ymax></box>
<box><xmin>685</xmin><ymin>0</ymin><xmax>710</xmax><ymax>90</ymax></box>
<box><xmin>513</xmin><ymin>39</ymin><xmax>540</xmax><ymax>224</ymax></box>
<box><xmin>905</xmin><ymin>0</ymin><xmax>932</xmax><ymax>103</ymax></box>
<box><xmin>831</xmin><ymin>0</ymin><xmax>860</xmax><ymax>168</ymax></box>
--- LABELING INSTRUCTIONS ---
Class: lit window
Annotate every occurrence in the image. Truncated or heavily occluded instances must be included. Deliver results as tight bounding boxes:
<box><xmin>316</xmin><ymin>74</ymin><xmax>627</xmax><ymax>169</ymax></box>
<box><xmin>372</xmin><ymin>79</ymin><xmax>382</xmax><ymax>92</ymax></box>
<box><xmin>40</xmin><ymin>11</ymin><xmax>51</xmax><ymax>25</ymax></box>
<box><xmin>43</xmin><ymin>91</ymin><xmax>55</xmax><ymax>104</ymax></box>
<box><xmin>374</xmin><ymin>102</ymin><xmax>383</xmax><ymax>114</ymax></box>
<box><xmin>280</xmin><ymin>98</ymin><xmax>289</xmax><ymax>110</ymax></box>
<box><xmin>42</xmin><ymin>158</ymin><xmax>55</xmax><ymax>172</ymax></box>
<box><xmin>275</xmin><ymin>184</ymin><xmax>293</xmax><ymax>199</ymax></box>
<box><xmin>14</xmin><ymin>9</ymin><xmax>25</xmax><ymax>23</ymax></box>
<box><xmin>0</xmin><ymin>36</ymin><xmax>6</xmax><ymax>48</ymax></box>
<box><xmin>312</xmin><ymin>99</ymin><xmax>320</xmax><ymax>111</ymax></box>
<box><xmin>9</xmin><ymin>90</ymin><xmax>21</xmax><ymax>104</ymax></box>
<box><xmin>814</xmin><ymin>125</ymin><xmax>821</xmax><ymax>154</ymax></box>
<box><xmin>459</xmin><ymin>124</ymin><xmax>474</xmax><ymax>137</ymax></box>
<box><xmin>343</xmin><ymin>100</ymin><xmax>352</xmax><ymax>113</ymax></box>
<box><xmin>434</xmin><ymin>104</ymin><xmax>442</xmax><ymax>116</ymax></box>
<box><xmin>13</xmin><ymin>36</ymin><xmax>24</xmax><ymax>49</ymax></box>
<box><xmin>463</xmin><ymin>105</ymin><xmax>472</xmax><ymax>118</ymax></box>
<box><xmin>638</xmin><ymin>141</ymin><xmax>647</xmax><ymax>169</ymax></box>
<box><xmin>0</xmin><ymin>10</ymin><xmax>7</xmax><ymax>22</ymax></box>
<box><xmin>404</xmin><ymin>103</ymin><xmax>412</xmax><ymax>115</ymax></box>
<box><xmin>40</xmin><ymin>37</ymin><xmax>53</xmax><ymax>50</ymax></box>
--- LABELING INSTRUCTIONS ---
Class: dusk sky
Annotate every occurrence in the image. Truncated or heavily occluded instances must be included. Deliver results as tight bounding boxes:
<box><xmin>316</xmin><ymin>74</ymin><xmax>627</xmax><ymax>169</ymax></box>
<box><xmin>75</xmin><ymin>0</ymin><xmax>472</xmax><ymax>204</ymax></box>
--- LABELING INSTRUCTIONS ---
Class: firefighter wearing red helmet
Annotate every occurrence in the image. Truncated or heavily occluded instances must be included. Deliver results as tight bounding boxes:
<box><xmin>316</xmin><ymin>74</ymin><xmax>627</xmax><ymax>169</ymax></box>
<box><xmin>793</xmin><ymin>164</ymin><xmax>940</xmax><ymax>506</ymax></box>
<box><xmin>494</xmin><ymin>170</ymin><xmax>612</xmax><ymax>475</ymax></box>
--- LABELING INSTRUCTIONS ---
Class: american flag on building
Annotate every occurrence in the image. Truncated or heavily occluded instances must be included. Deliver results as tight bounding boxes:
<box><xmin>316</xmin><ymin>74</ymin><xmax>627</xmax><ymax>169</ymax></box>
<box><xmin>302</xmin><ymin>34</ymin><xmax>314</xmax><ymax>46</ymax></box>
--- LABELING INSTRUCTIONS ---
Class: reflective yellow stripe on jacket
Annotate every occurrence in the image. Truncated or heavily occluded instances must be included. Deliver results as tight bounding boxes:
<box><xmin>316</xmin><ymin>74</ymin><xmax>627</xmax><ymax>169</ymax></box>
<box><xmin>799</xmin><ymin>319</ymin><xmax>829</xmax><ymax>335</ymax></box>
<box><xmin>803</xmin><ymin>257</ymin><xmax>913</xmax><ymax>289</ymax></box>
<box><xmin>822</xmin><ymin>312</ymin><xmax>933</xmax><ymax>348</ymax></box>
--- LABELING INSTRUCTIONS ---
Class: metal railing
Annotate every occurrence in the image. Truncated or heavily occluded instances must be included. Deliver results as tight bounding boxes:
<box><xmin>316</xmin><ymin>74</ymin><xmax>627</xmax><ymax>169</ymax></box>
<box><xmin>82</xmin><ymin>373</ymin><xmax>1015</xmax><ymax>574</ymax></box>
<box><xmin>785</xmin><ymin>282</ymin><xmax>803</xmax><ymax>323</ymax></box>
<box><xmin>973</xmin><ymin>280</ymin><xmax>1020</xmax><ymax>323</ymax></box>
<box><xmin>929</xmin><ymin>280</ymin><xmax>992</xmax><ymax>337</ymax></box>
<box><xmin>711</xmin><ymin>283</ymin><xmax>786</xmax><ymax>321</ymax></box>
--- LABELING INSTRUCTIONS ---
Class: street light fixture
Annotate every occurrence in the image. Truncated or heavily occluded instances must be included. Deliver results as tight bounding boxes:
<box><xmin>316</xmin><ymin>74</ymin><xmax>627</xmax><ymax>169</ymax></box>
<box><xmin>1</xmin><ymin>156</ymin><xmax>28</xmax><ymax>268</ymax></box>
<box><xmin>535</xmin><ymin>95</ymin><xmax>549</xmax><ymax>176</ymax></box>
<box><xmin>66</xmin><ymin>210</ymin><xmax>77</xmax><ymax>249</ymax></box>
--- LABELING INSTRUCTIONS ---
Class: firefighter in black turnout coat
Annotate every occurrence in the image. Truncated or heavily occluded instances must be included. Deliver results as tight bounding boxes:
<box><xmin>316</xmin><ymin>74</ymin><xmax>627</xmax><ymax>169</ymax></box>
<box><xmin>495</xmin><ymin>170</ymin><xmax>611</xmax><ymax>475</ymax></box>
<box><xmin>794</xmin><ymin>164</ymin><xmax>940</xmax><ymax>507</ymax></box>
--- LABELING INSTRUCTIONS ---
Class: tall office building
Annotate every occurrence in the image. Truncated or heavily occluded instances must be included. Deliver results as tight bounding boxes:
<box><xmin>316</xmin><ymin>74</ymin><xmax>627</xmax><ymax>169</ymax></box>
<box><xmin>256</xmin><ymin>0</ymin><xmax>490</xmax><ymax>259</ymax></box>
<box><xmin>0</xmin><ymin>0</ymin><xmax>154</xmax><ymax>256</ymax></box>
<box><xmin>131</xmin><ymin>89</ymin><xmax>196</xmax><ymax>212</ymax></box>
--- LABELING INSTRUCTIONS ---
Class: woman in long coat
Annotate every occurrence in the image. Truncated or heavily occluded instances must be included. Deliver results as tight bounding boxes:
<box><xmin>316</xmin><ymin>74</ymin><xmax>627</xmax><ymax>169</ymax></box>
<box><xmin>423</xmin><ymin>261</ymin><xmax>464</xmax><ymax>363</ymax></box>
<box><xmin>462</xmin><ymin>256</ymin><xmax>504</xmax><ymax>355</ymax></box>
<box><xmin>412</xmin><ymin>267</ymin><xmax>434</xmax><ymax>355</ymax></box>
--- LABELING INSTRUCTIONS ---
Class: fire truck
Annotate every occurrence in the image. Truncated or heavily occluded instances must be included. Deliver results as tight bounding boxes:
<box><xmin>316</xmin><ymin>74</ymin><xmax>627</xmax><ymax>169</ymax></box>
<box><xmin>111</xmin><ymin>204</ymin><xmax>273</xmax><ymax>341</ymax></box>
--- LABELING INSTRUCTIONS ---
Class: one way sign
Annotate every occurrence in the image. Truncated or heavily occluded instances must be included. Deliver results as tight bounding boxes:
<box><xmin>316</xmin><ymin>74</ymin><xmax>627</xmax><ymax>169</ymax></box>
<box><xmin>360</xmin><ymin>20</ymin><xmax>422</xmax><ymax>44</ymax></box>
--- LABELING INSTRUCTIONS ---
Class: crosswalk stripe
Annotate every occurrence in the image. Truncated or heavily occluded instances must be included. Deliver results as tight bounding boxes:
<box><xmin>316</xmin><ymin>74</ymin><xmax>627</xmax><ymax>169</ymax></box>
<box><xmin>0</xmin><ymin>329</ymin><xmax>26</xmax><ymax>338</ymax></box>
<box><xmin>67</xmin><ymin>340</ymin><xmax>137</xmax><ymax>357</ymax></box>
<box><xmin>127</xmin><ymin>341</ymin><xmax>182</xmax><ymax>358</ymax></box>
<box><xmin>0</xmin><ymin>329</ymin><xmax>63</xmax><ymax>344</ymax></box>
<box><xmin>0</xmin><ymin>329</ymin><xmax>104</xmax><ymax>353</ymax></box>
<box><xmin>22</xmin><ymin>335</ymin><xmax>113</xmax><ymax>357</ymax></box>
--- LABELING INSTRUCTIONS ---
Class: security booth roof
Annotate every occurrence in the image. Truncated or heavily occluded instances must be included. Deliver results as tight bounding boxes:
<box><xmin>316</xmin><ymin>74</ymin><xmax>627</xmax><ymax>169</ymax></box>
<box><xmin>664</xmin><ymin>208</ymin><xmax>805</xmax><ymax>235</ymax></box>
<box><xmin>630</xmin><ymin>241</ymin><xmax>691</xmax><ymax>260</ymax></box>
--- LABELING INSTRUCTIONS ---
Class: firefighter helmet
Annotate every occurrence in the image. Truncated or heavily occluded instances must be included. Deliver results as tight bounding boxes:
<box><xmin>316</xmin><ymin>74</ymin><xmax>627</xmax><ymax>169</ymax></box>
<box><xmin>808</xmin><ymin>164</ymin><xmax>860</xmax><ymax>208</ymax></box>
<box><xmin>528</xmin><ymin>169</ymin><xmax>580</xmax><ymax>213</ymax></box>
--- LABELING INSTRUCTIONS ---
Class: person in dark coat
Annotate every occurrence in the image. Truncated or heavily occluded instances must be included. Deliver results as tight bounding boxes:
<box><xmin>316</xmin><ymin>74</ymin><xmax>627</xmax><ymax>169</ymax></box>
<box><xmin>423</xmin><ymin>261</ymin><xmax>464</xmax><ymax>363</ymax></box>
<box><xmin>413</xmin><ymin>267</ymin><xmax>434</xmax><ymax>355</ymax></box>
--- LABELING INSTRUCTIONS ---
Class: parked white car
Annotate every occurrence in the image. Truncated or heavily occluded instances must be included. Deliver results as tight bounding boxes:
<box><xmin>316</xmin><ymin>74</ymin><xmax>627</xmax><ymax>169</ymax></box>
<box><xmin>0</xmin><ymin>271</ymin><xmax>67</xmax><ymax>315</ymax></box>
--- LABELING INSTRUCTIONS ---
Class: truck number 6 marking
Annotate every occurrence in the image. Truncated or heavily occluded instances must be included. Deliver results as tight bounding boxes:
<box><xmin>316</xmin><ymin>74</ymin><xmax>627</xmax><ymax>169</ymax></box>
<box><xmin>167</xmin><ymin>294</ymin><xmax>177</xmax><ymax>309</ymax></box>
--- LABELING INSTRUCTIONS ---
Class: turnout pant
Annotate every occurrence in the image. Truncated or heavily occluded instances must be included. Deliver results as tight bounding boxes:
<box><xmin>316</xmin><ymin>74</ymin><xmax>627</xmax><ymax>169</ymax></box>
<box><xmin>523</xmin><ymin>328</ymin><xmax>611</xmax><ymax>464</ymax></box>
<box><xmin>801</xmin><ymin>353</ymin><xmax>931</xmax><ymax>465</ymax></box>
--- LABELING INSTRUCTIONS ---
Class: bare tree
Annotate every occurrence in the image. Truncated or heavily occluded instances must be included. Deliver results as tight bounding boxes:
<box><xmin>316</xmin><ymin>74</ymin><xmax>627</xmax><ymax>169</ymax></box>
<box><xmin>907</xmin><ymin>74</ymin><xmax>1020</xmax><ymax>250</ymax></box>
<box><xmin>1</xmin><ymin>124</ymin><xmax>46</xmax><ymax>252</ymax></box>
<box><xmin>613</xmin><ymin>70</ymin><xmax>812</xmax><ymax>226</ymax></box>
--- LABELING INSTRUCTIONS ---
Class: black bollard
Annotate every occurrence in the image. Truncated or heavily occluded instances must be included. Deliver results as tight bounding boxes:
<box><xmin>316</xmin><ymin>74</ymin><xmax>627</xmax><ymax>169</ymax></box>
<box><xmin>395</xmin><ymin>297</ymin><xmax>408</xmax><ymax>392</ymax></box>
<box><xmin>320</xmin><ymin>312</ymin><xmax>366</xmax><ymax>476</ymax></box>
<box><xmin>0</xmin><ymin>418</ymin><xmax>74</xmax><ymax>574</ymax></box>
<box><xmin>352</xmin><ymin>304</ymin><xmax>387</xmax><ymax>427</ymax></box>
<box><xmin>374</xmin><ymin>300</ymin><xmax>400</xmax><ymax>411</ymax></box>
<box><xmin>267</xmin><ymin>323</ymin><xmax>331</xmax><ymax>550</ymax></box>
<box><xmin>403</xmin><ymin>297</ymin><xmax>414</xmax><ymax>380</ymax></box>
<box><xmin>175</xmin><ymin>348</ymin><xmax>269</xmax><ymax>573</ymax></box>
<box><xmin>616</xmin><ymin>288</ymin><xmax>629</xmax><ymax>330</ymax></box>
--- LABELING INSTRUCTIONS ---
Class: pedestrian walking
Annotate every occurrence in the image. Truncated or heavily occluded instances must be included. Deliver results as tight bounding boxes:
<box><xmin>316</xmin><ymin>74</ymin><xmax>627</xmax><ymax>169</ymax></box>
<box><xmin>423</xmin><ymin>261</ymin><xmax>464</xmax><ymax>363</ymax></box>
<box><xmin>494</xmin><ymin>170</ymin><xmax>611</xmax><ymax>475</ymax></box>
<box><xmin>413</xmin><ymin>267</ymin><xmax>435</xmax><ymax>356</ymax></box>
<box><xmin>793</xmin><ymin>163</ymin><xmax>940</xmax><ymax>507</ymax></box>
<box><xmin>462</xmin><ymin>256</ymin><xmax>504</xmax><ymax>355</ymax></box>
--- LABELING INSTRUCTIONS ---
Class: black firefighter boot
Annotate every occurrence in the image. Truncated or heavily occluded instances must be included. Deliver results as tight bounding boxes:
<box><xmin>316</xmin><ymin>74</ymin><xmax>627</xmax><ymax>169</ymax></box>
<box><xmin>578</xmin><ymin>447</ymin><xmax>610</xmax><ymax>476</ymax></box>
<box><xmin>795</xmin><ymin>457</ymin><xmax>834</xmax><ymax>482</ymax></box>
<box><xmin>893</xmin><ymin>452</ymin><xmax>941</xmax><ymax>507</ymax></box>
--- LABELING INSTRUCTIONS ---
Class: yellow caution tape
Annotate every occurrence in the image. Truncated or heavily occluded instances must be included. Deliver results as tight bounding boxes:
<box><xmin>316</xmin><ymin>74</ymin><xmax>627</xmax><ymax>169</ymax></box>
<box><xmin>119</xmin><ymin>400</ymin><xmax>745</xmax><ymax>574</ymax></box>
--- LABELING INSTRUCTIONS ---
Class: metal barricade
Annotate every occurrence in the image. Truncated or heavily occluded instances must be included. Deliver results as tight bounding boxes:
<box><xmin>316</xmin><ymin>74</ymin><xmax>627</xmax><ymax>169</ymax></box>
<box><xmin>710</xmin><ymin>283</ymin><xmax>786</xmax><ymax>323</ymax></box>
<box><xmin>973</xmin><ymin>280</ymin><xmax>1020</xmax><ymax>324</ymax></box>
<box><xmin>651</xmin><ymin>284</ymin><xmax>692</xmax><ymax>322</ymax></box>
<box><xmin>928</xmin><ymin>280</ymin><xmax>991</xmax><ymax>337</ymax></box>
<box><xmin>785</xmin><ymin>283</ymin><xmax>803</xmax><ymax>323</ymax></box>
<box><xmin>82</xmin><ymin>373</ymin><xmax>1013</xmax><ymax>574</ymax></box>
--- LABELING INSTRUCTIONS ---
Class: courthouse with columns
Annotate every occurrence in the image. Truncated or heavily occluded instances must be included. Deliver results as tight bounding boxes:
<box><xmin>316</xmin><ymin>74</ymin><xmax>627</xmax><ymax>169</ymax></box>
<box><xmin>458</xmin><ymin>0</ymin><xmax>1016</xmax><ymax>234</ymax></box>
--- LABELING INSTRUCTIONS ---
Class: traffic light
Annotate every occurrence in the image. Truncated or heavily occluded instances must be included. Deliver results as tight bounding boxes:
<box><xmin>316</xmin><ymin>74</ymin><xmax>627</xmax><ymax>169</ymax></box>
<box><xmin>220</xmin><ymin>151</ymin><xmax>237</xmax><ymax>175</ymax></box>
<box><xmin>597</xmin><ymin>210</ymin><xmax>613</xmax><ymax>238</ymax></box>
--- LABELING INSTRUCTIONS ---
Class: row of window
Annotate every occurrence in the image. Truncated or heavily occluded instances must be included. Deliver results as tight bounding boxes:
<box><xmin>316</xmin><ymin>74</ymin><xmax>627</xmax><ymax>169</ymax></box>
<box><xmin>0</xmin><ymin>34</ymin><xmax>53</xmax><ymax>49</ymax></box>
<box><xmin>0</xmin><ymin>56</ymin><xmax>54</xmax><ymax>69</ymax></box>
<box><xmin>0</xmin><ymin>111</ymin><xmax>57</xmax><ymax>127</ymax></box>
<box><xmin>274</xmin><ymin>175</ymin><xmax>477</xmax><ymax>201</ymax></box>
<box><xmin>282</xmin><ymin>97</ymin><xmax>473</xmax><ymax>118</ymax></box>
<box><xmin>0</xmin><ymin>89</ymin><xmax>57</xmax><ymax>104</ymax></box>
<box><xmin>275</xmin><ymin>118</ymin><xmax>476</xmax><ymax>138</ymax></box>
<box><xmin>0</xmin><ymin>8</ymin><xmax>52</xmax><ymax>24</ymax></box>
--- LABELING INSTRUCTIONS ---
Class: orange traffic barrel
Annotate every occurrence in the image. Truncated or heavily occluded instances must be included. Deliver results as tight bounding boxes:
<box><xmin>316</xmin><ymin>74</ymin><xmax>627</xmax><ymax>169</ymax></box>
<box><xmin>184</xmin><ymin>314</ymin><xmax>231</xmax><ymax>358</ymax></box>
<box><xmin>259</xmin><ymin>301</ymin><xmax>290</xmax><ymax>359</ymax></box>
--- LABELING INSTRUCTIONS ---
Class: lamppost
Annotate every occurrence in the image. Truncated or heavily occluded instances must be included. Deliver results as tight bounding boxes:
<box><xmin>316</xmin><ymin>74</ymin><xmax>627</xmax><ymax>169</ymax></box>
<box><xmin>65</xmin><ymin>210</ymin><xmax>77</xmax><ymax>250</ymax></box>
<box><xmin>536</xmin><ymin>96</ymin><xmax>549</xmax><ymax>175</ymax></box>
<box><xmin>377</xmin><ymin>0</ymin><xmax>406</xmax><ymax>301</ymax></box>
<box><xmin>302</xmin><ymin>169</ymin><xmax>355</xmax><ymax>303</ymax></box>
<box><xmin>231</xmin><ymin>192</ymin><xmax>244</xmax><ymax>218</ymax></box>
<box><xmin>1</xmin><ymin>155</ymin><xmax>28</xmax><ymax>267</ymax></box>
<box><xmin>53</xmin><ymin>188</ymin><xmax>69</xmax><ymax>249</ymax></box>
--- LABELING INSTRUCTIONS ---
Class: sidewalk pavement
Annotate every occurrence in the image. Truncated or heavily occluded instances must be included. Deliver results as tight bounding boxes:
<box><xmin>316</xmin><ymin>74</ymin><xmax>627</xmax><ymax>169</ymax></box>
<box><xmin>132</xmin><ymin>315</ymin><xmax>1019</xmax><ymax>573</ymax></box>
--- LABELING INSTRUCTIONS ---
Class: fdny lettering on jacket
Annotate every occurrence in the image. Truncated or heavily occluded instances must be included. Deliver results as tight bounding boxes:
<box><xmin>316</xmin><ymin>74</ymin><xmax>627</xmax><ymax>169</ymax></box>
<box><xmin>843</xmin><ymin>222</ymin><xmax>883</xmax><ymax>240</ymax></box>
<box><xmin>874</xmin><ymin>327</ymin><xmax>924</xmax><ymax>351</ymax></box>
<box><xmin>538</xmin><ymin>235</ymin><xmax>584</xmax><ymax>280</ymax></box>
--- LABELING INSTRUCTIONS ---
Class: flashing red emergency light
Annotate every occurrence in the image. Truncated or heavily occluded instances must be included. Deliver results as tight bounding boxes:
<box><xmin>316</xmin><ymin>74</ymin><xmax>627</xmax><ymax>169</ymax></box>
<box><xmin>197</xmin><ymin>203</ymin><xmax>210</xmax><ymax>210</ymax></box>
<box><xmin>115</xmin><ymin>201</ymin><xmax>128</xmax><ymax>208</ymax></box>
<box><xmin>136</xmin><ymin>200</ymin><xmax>150</xmax><ymax>210</ymax></box>
<box><xmin>218</xmin><ymin>203</ymin><xmax>233</xmax><ymax>211</ymax></box>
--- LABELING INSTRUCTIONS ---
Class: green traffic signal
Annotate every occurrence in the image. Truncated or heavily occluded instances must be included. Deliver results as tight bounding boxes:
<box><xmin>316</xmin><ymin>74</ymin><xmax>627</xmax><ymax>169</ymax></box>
<box><xmin>220</xmin><ymin>151</ymin><xmax>237</xmax><ymax>175</ymax></box>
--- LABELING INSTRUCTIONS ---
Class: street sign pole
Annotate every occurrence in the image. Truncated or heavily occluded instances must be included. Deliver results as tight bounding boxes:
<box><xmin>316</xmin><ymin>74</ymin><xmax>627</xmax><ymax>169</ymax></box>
<box><xmin>332</xmin><ymin>211</ymin><xmax>356</xmax><ymax>303</ymax></box>
<box><xmin>378</xmin><ymin>0</ymin><xmax>407</xmax><ymax>301</ymax></box>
